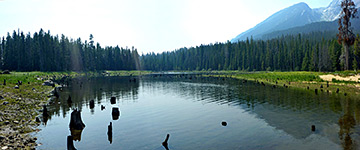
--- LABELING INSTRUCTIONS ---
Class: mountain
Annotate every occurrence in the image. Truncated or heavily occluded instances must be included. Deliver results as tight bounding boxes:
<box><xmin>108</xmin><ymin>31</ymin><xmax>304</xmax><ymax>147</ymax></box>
<box><xmin>231</xmin><ymin>0</ymin><xmax>360</xmax><ymax>42</ymax></box>
<box><xmin>262</xmin><ymin>12</ymin><xmax>360</xmax><ymax>40</ymax></box>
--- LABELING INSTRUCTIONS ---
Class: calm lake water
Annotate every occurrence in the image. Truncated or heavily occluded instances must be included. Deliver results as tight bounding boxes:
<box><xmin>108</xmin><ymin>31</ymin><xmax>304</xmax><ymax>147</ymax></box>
<box><xmin>35</xmin><ymin>75</ymin><xmax>360</xmax><ymax>150</ymax></box>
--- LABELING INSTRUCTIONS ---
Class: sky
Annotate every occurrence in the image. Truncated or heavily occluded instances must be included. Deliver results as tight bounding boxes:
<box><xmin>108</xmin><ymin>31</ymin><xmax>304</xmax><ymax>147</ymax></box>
<box><xmin>0</xmin><ymin>0</ymin><xmax>332</xmax><ymax>54</ymax></box>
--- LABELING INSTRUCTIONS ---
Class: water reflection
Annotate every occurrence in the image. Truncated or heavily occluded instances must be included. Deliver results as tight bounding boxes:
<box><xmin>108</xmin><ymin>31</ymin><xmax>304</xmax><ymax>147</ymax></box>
<box><xmin>338</xmin><ymin>97</ymin><xmax>358</xmax><ymax>150</ymax></box>
<box><xmin>67</xmin><ymin>135</ymin><xmax>77</xmax><ymax>150</ymax></box>
<box><xmin>107</xmin><ymin>122</ymin><xmax>113</xmax><ymax>144</ymax></box>
<box><xmin>37</xmin><ymin>75</ymin><xmax>360</xmax><ymax>150</ymax></box>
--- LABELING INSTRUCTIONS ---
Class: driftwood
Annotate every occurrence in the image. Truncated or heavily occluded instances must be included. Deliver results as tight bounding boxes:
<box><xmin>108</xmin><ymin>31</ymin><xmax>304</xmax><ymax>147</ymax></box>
<box><xmin>69</xmin><ymin>109</ymin><xmax>85</xmax><ymax>130</ymax></box>
<box><xmin>112</xmin><ymin>107</ymin><xmax>120</xmax><ymax>120</ymax></box>
<box><xmin>162</xmin><ymin>134</ymin><xmax>170</xmax><ymax>150</ymax></box>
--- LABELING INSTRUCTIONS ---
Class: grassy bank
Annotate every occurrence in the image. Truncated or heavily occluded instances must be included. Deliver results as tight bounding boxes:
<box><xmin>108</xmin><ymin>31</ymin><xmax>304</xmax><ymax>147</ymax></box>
<box><xmin>207</xmin><ymin>71</ymin><xmax>360</xmax><ymax>97</ymax></box>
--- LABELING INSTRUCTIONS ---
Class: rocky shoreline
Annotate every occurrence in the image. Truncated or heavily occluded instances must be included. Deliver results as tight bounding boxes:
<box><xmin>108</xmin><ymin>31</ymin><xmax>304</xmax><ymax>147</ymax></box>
<box><xmin>0</xmin><ymin>80</ymin><xmax>53</xmax><ymax>150</ymax></box>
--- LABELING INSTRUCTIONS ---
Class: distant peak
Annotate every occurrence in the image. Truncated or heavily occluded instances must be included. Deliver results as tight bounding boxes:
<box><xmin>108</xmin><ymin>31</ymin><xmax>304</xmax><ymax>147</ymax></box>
<box><xmin>292</xmin><ymin>2</ymin><xmax>310</xmax><ymax>8</ymax></box>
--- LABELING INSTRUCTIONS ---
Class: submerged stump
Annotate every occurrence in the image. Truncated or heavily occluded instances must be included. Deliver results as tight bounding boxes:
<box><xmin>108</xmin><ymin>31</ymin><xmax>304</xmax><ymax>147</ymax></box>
<box><xmin>89</xmin><ymin>100</ymin><xmax>95</xmax><ymax>109</ymax></box>
<box><xmin>112</xmin><ymin>107</ymin><xmax>120</xmax><ymax>120</ymax></box>
<box><xmin>110</xmin><ymin>97</ymin><xmax>116</xmax><ymax>104</ymax></box>
<box><xmin>69</xmin><ymin>109</ymin><xmax>86</xmax><ymax>130</ymax></box>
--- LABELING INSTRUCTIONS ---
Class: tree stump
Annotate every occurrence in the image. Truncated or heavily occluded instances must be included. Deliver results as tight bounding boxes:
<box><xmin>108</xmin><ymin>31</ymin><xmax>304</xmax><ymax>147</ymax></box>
<box><xmin>69</xmin><ymin>109</ymin><xmax>85</xmax><ymax>130</ymax></box>
<box><xmin>112</xmin><ymin>107</ymin><xmax>120</xmax><ymax>120</ymax></box>
<box><xmin>110</xmin><ymin>97</ymin><xmax>116</xmax><ymax>104</ymax></box>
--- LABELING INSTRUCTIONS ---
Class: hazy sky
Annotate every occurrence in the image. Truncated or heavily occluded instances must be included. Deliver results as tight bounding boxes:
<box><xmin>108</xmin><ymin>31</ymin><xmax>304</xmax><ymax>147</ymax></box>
<box><xmin>0</xmin><ymin>0</ymin><xmax>332</xmax><ymax>54</ymax></box>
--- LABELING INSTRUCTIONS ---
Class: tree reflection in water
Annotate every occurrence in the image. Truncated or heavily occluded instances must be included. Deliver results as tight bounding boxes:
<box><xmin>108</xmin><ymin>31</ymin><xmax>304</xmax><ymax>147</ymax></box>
<box><xmin>338</xmin><ymin>97</ymin><xmax>358</xmax><ymax>150</ymax></box>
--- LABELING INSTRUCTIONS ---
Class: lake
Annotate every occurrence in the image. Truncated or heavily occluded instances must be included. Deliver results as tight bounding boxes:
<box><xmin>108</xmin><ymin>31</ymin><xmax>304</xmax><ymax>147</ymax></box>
<box><xmin>35</xmin><ymin>75</ymin><xmax>360</xmax><ymax>150</ymax></box>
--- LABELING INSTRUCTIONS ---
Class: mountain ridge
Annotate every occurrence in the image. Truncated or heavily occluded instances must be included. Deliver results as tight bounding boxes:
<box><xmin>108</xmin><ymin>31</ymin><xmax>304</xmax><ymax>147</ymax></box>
<box><xmin>231</xmin><ymin>0</ymin><xmax>360</xmax><ymax>42</ymax></box>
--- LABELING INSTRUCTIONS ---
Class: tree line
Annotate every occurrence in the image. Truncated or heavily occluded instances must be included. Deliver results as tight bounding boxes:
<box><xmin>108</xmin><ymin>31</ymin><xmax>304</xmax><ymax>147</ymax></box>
<box><xmin>141</xmin><ymin>32</ymin><xmax>360</xmax><ymax>72</ymax></box>
<box><xmin>1</xmin><ymin>29</ymin><xmax>360</xmax><ymax>72</ymax></box>
<box><xmin>0</xmin><ymin>29</ymin><xmax>140</xmax><ymax>72</ymax></box>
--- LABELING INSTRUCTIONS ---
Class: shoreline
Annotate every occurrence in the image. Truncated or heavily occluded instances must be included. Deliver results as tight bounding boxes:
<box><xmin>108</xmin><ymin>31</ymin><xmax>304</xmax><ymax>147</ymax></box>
<box><xmin>0</xmin><ymin>70</ymin><xmax>359</xmax><ymax>149</ymax></box>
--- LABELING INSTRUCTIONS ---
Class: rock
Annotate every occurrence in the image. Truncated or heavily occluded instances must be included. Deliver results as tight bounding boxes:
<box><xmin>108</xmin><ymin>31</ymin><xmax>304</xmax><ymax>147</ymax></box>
<box><xmin>13</xmin><ymin>121</ymin><xmax>19</xmax><ymax>124</ymax></box>
<box><xmin>4</xmin><ymin>121</ymin><xmax>10</xmax><ymax>125</ymax></box>
<box><xmin>1</xmin><ymin>146</ymin><xmax>8</xmax><ymax>150</ymax></box>
<box><xmin>35</xmin><ymin>117</ymin><xmax>41</xmax><ymax>122</ymax></box>
<box><xmin>42</xmin><ymin>80</ymin><xmax>54</xmax><ymax>87</ymax></box>
<box><xmin>2</xmin><ymin>101</ymin><xmax>9</xmax><ymax>105</ymax></box>
<box><xmin>14</xmin><ymin>85</ymin><xmax>19</xmax><ymax>89</ymax></box>
<box><xmin>2</xmin><ymin>70</ymin><xmax>10</xmax><ymax>74</ymax></box>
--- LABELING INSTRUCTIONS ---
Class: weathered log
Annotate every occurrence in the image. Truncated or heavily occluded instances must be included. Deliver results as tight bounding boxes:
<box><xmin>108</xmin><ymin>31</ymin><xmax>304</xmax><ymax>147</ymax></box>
<box><xmin>162</xmin><ymin>134</ymin><xmax>170</xmax><ymax>150</ymax></box>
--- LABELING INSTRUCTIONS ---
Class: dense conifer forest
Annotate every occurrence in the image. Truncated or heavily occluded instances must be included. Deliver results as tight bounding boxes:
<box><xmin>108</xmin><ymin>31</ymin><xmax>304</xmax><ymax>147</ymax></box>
<box><xmin>1</xmin><ymin>29</ymin><xmax>360</xmax><ymax>72</ymax></box>
<box><xmin>0</xmin><ymin>29</ymin><xmax>140</xmax><ymax>71</ymax></box>
<box><xmin>141</xmin><ymin>32</ymin><xmax>360</xmax><ymax>72</ymax></box>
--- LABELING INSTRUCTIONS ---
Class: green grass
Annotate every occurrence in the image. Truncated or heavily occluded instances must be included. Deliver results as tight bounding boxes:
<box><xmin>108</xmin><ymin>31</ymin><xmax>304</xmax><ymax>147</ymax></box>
<box><xmin>201</xmin><ymin>70</ymin><xmax>360</xmax><ymax>96</ymax></box>
<box><xmin>231</xmin><ymin>71</ymin><xmax>324</xmax><ymax>82</ymax></box>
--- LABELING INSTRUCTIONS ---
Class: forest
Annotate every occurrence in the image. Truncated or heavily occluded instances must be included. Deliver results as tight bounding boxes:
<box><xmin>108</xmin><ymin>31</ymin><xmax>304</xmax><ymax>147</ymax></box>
<box><xmin>141</xmin><ymin>32</ymin><xmax>360</xmax><ymax>72</ymax></box>
<box><xmin>0</xmin><ymin>29</ymin><xmax>140</xmax><ymax>72</ymax></box>
<box><xmin>1</xmin><ymin>29</ymin><xmax>360</xmax><ymax>72</ymax></box>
